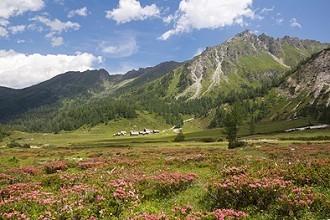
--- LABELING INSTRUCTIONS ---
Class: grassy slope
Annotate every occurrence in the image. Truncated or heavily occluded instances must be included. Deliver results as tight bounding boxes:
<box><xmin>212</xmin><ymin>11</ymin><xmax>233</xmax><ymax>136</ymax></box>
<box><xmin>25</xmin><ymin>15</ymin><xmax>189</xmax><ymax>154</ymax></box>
<box><xmin>2</xmin><ymin>115</ymin><xmax>328</xmax><ymax>149</ymax></box>
<box><xmin>238</xmin><ymin>52</ymin><xmax>289</xmax><ymax>73</ymax></box>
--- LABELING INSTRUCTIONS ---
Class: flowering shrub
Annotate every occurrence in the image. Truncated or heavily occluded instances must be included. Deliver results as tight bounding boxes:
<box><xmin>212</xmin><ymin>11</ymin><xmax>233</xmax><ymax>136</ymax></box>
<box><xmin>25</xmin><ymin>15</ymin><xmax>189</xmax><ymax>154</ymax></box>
<box><xmin>43</xmin><ymin>161</ymin><xmax>68</xmax><ymax>174</ymax></box>
<box><xmin>206</xmin><ymin>173</ymin><xmax>292</xmax><ymax>210</ymax></box>
<box><xmin>0</xmin><ymin>167</ymin><xmax>39</xmax><ymax>185</ymax></box>
<box><xmin>222</xmin><ymin>165</ymin><xmax>247</xmax><ymax>176</ymax></box>
<box><xmin>185</xmin><ymin>209</ymin><xmax>248</xmax><ymax>219</ymax></box>
<box><xmin>77</xmin><ymin>161</ymin><xmax>105</xmax><ymax>170</ymax></box>
<box><xmin>128</xmin><ymin>212</ymin><xmax>168</xmax><ymax>220</ymax></box>
<box><xmin>0</xmin><ymin>144</ymin><xmax>328</xmax><ymax>219</ymax></box>
<box><xmin>129</xmin><ymin>208</ymin><xmax>248</xmax><ymax>220</ymax></box>
<box><xmin>275</xmin><ymin>186</ymin><xmax>330</xmax><ymax>218</ymax></box>
<box><xmin>281</xmin><ymin>159</ymin><xmax>330</xmax><ymax>186</ymax></box>
<box><xmin>141</xmin><ymin>172</ymin><xmax>199</xmax><ymax>198</ymax></box>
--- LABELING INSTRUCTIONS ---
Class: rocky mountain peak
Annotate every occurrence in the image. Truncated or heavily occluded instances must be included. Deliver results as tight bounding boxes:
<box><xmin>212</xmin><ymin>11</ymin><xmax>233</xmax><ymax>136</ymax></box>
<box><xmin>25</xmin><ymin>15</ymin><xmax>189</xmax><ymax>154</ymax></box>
<box><xmin>232</xmin><ymin>29</ymin><xmax>255</xmax><ymax>40</ymax></box>
<box><xmin>173</xmin><ymin>31</ymin><xmax>328</xmax><ymax>100</ymax></box>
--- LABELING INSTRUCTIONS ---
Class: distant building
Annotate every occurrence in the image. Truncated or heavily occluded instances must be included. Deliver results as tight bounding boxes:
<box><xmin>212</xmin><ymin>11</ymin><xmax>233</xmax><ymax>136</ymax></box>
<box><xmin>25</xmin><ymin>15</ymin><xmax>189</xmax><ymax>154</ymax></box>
<box><xmin>130</xmin><ymin>131</ymin><xmax>139</xmax><ymax>136</ymax></box>
<box><xmin>144</xmin><ymin>128</ymin><xmax>151</xmax><ymax>134</ymax></box>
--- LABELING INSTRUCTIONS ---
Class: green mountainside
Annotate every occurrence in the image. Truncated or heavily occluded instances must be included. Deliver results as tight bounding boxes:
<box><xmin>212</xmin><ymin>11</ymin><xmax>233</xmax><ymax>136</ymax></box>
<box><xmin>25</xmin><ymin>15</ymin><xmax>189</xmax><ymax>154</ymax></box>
<box><xmin>0</xmin><ymin>69</ymin><xmax>111</xmax><ymax>122</ymax></box>
<box><xmin>0</xmin><ymin>31</ymin><xmax>329</xmax><ymax>132</ymax></box>
<box><xmin>153</xmin><ymin>30</ymin><xmax>327</xmax><ymax>100</ymax></box>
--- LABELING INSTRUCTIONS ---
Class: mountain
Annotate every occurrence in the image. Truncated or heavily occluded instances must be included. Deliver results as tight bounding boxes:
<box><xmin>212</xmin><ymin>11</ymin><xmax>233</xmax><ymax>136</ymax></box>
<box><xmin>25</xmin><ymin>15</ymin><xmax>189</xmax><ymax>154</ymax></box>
<box><xmin>0</xmin><ymin>31</ymin><xmax>329</xmax><ymax>131</ymax></box>
<box><xmin>98</xmin><ymin>61</ymin><xmax>182</xmax><ymax>97</ymax></box>
<box><xmin>0</xmin><ymin>86</ymin><xmax>17</xmax><ymax>96</ymax></box>
<box><xmin>272</xmin><ymin>48</ymin><xmax>330</xmax><ymax>122</ymax></box>
<box><xmin>0</xmin><ymin>61</ymin><xmax>181</xmax><ymax>123</ymax></box>
<box><xmin>119</xmin><ymin>61</ymin><xmax>182</xmax><ymax>89</ymax></box>
<box><xmin>0</xmin><ymin>69</ymin><xmax>111</xmax><ymax>122</ymax></box>
<box><xmin>154</xmin><ymin>30</ymin><xmax>328</xmax><ymax>100</ymax></box>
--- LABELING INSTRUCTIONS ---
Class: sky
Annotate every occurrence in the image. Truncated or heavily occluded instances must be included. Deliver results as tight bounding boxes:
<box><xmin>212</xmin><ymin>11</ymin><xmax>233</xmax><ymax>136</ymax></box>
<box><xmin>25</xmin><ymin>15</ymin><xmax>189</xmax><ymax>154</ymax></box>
<box><xmin>0</xmin><ymin>0</ymin><xmax>329</xmax><ymax>89</ymax></box>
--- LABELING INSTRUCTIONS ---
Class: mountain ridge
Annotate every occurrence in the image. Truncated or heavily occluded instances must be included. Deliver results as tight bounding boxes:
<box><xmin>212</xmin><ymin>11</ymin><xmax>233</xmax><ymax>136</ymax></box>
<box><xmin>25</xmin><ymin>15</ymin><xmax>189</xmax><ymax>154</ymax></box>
<box><xmin>168</xmin><ymin>30</ymin><xmax>328</xmax><ymax>100</ymax></box>
<box><xmin>0</xmin><ymin>69</ymin><xmax>112</xmax><ymax>122</ymax></box>
<box><xmin>0</xmin><ymin>30</ymin><xmax>329</xmax><ymax>130</ymax></box>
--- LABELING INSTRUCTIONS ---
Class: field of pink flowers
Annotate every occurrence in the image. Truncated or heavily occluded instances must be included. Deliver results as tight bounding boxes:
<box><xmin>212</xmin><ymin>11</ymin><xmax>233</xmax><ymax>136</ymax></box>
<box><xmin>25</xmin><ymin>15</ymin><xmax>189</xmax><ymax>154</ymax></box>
<box><xmin>0</xmin><ymin>143</ymin><xmax>329</xmax><ymax>219</ymax></box>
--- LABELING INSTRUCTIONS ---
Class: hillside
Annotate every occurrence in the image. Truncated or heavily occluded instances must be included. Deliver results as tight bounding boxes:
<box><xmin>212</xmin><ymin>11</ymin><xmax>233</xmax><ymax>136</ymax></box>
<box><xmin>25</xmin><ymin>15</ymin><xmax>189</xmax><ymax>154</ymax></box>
<box><xmin>272</xmin><ymin>48</ymin><xmax>330</xmax><ymax>122</ymax></box>
<box><xmin>0</xmin><ymin>69</ymin><xmax>111</xmax><ymax>122</ymax></box>
<box><xmin>157</xmin><ymin>30</ymin><xmax>328</xmax><ymax>100</ymax></box>
<box><xmin>0</xmin><ymin>31</ymin><xmax>329</xmax><ymax>132</ymax></box>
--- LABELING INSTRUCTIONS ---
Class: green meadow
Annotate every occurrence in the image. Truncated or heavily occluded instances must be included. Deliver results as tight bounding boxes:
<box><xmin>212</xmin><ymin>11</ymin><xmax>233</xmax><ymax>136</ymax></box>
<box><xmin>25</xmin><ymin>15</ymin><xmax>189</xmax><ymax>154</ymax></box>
<box><xmin>0</xmin><ymin>118</ymin><xmax>329</xmax><ymax>219</ymax></box>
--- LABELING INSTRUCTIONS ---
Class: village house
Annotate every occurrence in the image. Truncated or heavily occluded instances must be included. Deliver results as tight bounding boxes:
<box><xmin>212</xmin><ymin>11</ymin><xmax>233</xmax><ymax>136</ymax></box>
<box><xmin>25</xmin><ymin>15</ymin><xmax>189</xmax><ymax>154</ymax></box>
<box><xmin>130</xmin><ymin>131</ymin><xmax>139</xmax><ymax>136</ymax></box>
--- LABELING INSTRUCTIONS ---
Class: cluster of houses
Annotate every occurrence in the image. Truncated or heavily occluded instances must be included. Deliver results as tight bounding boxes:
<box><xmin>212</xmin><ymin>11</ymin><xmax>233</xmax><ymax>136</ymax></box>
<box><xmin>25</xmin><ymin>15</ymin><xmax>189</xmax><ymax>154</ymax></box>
<box><xmin>113</xmin><ymin>128</ymin><xmax>160</xmax><ymax>137</ymax></box>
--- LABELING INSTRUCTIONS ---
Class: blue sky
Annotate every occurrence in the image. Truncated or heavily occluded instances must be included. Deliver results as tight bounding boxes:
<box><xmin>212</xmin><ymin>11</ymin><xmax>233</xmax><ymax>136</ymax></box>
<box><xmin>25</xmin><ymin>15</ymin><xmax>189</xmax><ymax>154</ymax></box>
<box><xmin>0</xmin><ymin>0</ymin><xmax>329</xmax><ymax>88</ymax></box>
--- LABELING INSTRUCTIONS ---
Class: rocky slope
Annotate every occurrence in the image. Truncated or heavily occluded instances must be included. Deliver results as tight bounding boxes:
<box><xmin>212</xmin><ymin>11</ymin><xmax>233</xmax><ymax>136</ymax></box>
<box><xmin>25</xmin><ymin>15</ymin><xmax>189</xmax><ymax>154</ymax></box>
<box><xmin>170</xmin><ymin>30</ymin><xmax>328</xmax><ymax>100</ymax></box>
<box><xmin>280</xmin><ymin>48</ymin><xmax>330</xmax><ymax>108</ymax></box>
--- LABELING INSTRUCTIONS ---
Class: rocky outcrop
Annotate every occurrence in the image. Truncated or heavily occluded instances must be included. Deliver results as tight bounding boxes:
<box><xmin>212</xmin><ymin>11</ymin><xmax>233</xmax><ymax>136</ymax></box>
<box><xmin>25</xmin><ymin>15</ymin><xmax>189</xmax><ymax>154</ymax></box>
<box><xmin>175</xmin><ymin>30</ymin><xmax>328</xmax><ymax>99</ymax></box>
<box><xmin>282</xmin><ymin>48</ymin><xmax>330</xmax><ymax>106</ymax></box>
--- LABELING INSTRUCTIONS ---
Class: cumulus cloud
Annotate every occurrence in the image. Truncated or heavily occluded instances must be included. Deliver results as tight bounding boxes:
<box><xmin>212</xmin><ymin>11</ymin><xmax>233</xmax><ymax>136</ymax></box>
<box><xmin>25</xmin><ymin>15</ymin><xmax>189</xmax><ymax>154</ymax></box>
<box><xmin>0</xmin><ymin>27</ymin><xmax>8</xmax><ymax>37</ymax></box>
<box><xmin>9</xmin><ymin>25</ymin><xmax>26</xmax><ymax>34</ymax></box>
<box><xmin>30</xmin><ymin>16</ymin><xmax>80</xmax><ymax>46</ymax></box>
<box><xmin>50</xmin><ymin>36</ymin><xmax>63</xmax><ymax>47</ymax></box>
<box><xmin>100</xmin><ymin>36</ymin><xmax>138</xmax><ymax>57</ymax></box>
<box><xmin>290</xmin><ymin>18</ymin><xmax>302</xmax><ymax>28</ymax></box>
<box><xmin>0</xmin><ymin>50</ymin><xmax>103</xmax><ymax>89</ymax></box>
<box><xmin>68</xmin><ymin>7</ymin><xmax>88</xmax><ymax>18</ymax></box>
<box><xmin>159</xmin><ymin>0</ymin><xmax>254</xmax><ymax>40</ymax></box>
<box><xmin>30</xmin><ymin>16</ymin><xmax>80</xmax><ymax>33</ymax></box>
<box><xmin>106</xmin><ymin>0</ymin><xmax>160</xmax><ymax>24</ymax></box>
<box><xmin>0</xmin><ymin>0</ymin><xmax>44</xmax><ymax>19</ymax></box>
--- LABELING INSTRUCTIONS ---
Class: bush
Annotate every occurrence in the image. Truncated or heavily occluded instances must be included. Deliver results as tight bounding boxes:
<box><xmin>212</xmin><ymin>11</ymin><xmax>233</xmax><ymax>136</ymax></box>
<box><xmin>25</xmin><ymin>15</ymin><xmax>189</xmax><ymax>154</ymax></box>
<box><xmin>21</xmin><ymin>143</ymin><xmax>31</xmax><ymax>148</ymax></box>
<box><xmin>7</xmin><ymin>140</ymin><xmax>21</xmax><ymax>148</ymax></box>
<box><xmin>228</xmin><ymin>140</ymin><xmax>247</xmax><ymax>149</ymax></box>
<box><xmin>206</xmin><ymin>173</ymin><xmax>291</xmax><ymax>210</ymax></box>
<box><xmin>174</xmin><ymin>131</ymin><xmax>185</xmax><ymax>142</ymax></box>
<box><xmin>200</xmin><ymin>137</ymin><xmax>217</xmax><ymax>142</ymax></box>
<box><xmin>7</xmin><ymin>141</ymin><xmax>30</xmax><ymax>148</ymax></box>
<box><xmin>43</xmin><ymin>161</ymin><xmax>68</xmax><ymax>174</ymax></box>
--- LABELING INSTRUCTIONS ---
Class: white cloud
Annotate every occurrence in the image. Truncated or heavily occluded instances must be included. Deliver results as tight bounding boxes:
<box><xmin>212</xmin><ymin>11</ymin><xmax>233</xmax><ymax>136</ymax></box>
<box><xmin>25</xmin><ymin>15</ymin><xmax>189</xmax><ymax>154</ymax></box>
<box><xmin>260</xmin><ymin>6</ymin><xmax>274</xmax><ymax>14</ymax></box>
<box><xmin>68</xmin><ymin>7</ymin><xmax>88</xmax><ymax>18</ymax></box>
<box><xmin>290</xmin><ymin>18</ymin><xmax>302</xmax><ymax>28</ymax></box>
<box><xmin>159</xmin><ymin>0</ymin><xmax>254</xmax><ymax>40</ymax></box>
<box><xmin>251</xmin><ymin>30</ymin><xmax>259</xmax><ymax>35</ymax></box>
<box><xmin>193</xmin><ymin>47</ymin><xmax>205</xmax><ymax>57</ymax></box>
<box><xmin>0</xmin><ymin>19</ymin><xmax>9</xmax><ymax>26</ymax></box>
<box><xmin>27</xmin><ymin>23</ymin><xmax>43</xmax><ymax>32</ymax></box>
<box><xmin>54</xmin><ymin>0</ymin><xmax>65</xmax><ymax>5</ymax></box>
<box><xmin>100</xmin><ymin>36</ymin><xmax>138</xmax><ymax>57</ymax></box>
<box><xmin>0</xmin><ymin>0</ymin><xmax>44</xmax><ymax>19</ymax></box>
<box><xmin>9</xmin><ymin>25</ymin><xmax>26</xmax><ymax>34</ymax></box>
<box><xmin>276</xmin><ymin>18</ymin><xmax>284</xmax><ymax>25</ymax></box>
<box><xmin>50</xmin><ymin>36</ymin><xmax>63</xmax><ymax>47</ymax></box>
<box><xmin>0</xmin><ymin>50</ymin><xmax>103</xmax><ymax>89</ymax></box>
<box><xmin>17</xmin><ymin>39</ymin><xmax>25</xmax><ymax>44</ymax></box>
<box><xmin>30</xmin><ymin>16</ymin><xmax>80</xmax><ymax>46</ymax></box>
<box><xmin>0</xmin><ymin>27</ymin><xmax>8</xmax><ymax>37</ymax></box>
<box><xmin>106</xmin><ymin>0</ymin><xmax>160</xmax><ymax>24</ymax></box>
<box><xmin>30</xmin><ymin>16</ymin><xmax>80</xmax><ymax>33</ymax></box>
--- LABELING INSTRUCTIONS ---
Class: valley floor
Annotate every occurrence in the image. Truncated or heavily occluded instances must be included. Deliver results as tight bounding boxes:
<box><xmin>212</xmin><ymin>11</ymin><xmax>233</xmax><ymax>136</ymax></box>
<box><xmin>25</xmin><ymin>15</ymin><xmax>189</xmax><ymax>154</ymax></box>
<box><xmin>0</xmin><ymin>133</ymin><xmax>329</xmax><ymax>219</ymax></box>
